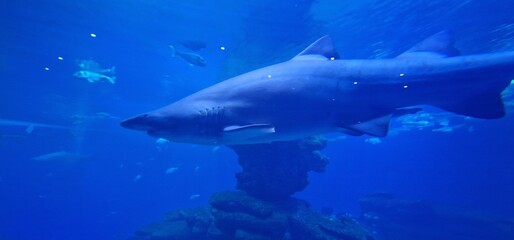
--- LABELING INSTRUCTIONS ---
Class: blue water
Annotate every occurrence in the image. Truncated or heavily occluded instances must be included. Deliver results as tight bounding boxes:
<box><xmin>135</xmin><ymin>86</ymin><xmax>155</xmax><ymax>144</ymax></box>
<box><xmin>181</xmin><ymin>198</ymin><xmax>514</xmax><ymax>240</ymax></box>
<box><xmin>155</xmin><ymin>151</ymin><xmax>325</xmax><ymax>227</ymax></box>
<box><xmin>1</xmin><ymin>0</ymin><xmax>514</xmax><ymax>239</ymax></box>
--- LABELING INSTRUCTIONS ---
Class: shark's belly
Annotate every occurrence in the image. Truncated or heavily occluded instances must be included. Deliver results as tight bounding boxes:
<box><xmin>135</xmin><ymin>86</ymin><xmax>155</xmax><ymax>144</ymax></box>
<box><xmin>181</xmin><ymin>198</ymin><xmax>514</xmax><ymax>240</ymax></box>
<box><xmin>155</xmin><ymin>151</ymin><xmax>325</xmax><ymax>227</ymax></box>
<box><xmin>219</xmin><ymin>99</ymin><xmax>339</xmax><ymax>144</ymax></box>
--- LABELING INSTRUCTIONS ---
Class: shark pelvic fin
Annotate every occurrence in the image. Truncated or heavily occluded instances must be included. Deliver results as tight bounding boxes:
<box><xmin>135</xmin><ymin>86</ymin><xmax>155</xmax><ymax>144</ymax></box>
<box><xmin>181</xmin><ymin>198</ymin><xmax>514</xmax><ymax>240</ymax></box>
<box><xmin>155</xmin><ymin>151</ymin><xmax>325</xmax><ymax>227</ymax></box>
<box><xmin>438</xmin><ymin>93</ymin><xmax>505</xmax><ymax>119</ymax></box>
<box><xmin>343</xmin><ymin>115</ymin><xmax>391</xmax><ymax>137</ymax></box>
<box><xmin>223</xmin><ymin>124</ymin><xmax>275</xmax><ymax>140</ymax></box>
<box><xmin>337</xmin><ymin>128</ymin><xmax>364</xmax><ymax>136</ymax></box>
<box><xmin>294</xmin><ymin>35</ymin><xmax>340</xmax><ymax>60</ymax></box>
<box><xmin>396</xmin><ymin>31</ymin><xmax>460</xmax><ymax>59</ymax></box>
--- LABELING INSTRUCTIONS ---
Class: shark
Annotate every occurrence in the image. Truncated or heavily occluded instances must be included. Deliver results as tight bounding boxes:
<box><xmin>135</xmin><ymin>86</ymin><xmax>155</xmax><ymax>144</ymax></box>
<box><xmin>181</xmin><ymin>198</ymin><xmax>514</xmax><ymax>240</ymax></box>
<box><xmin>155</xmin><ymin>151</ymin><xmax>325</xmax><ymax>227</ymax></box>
<box><xmin>121</xmin><ymin>32</ymin><xmax>514</xmax><ymax>145</ymax></box>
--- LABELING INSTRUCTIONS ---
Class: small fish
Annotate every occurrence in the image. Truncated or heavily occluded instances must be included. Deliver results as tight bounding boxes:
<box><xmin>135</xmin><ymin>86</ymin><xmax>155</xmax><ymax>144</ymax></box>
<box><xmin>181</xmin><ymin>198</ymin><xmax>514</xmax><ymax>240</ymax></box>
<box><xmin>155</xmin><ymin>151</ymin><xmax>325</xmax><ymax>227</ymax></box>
<box><xmin>133</xmin><ymin>174</ymin><xmax>142</xmax><ymax>182</ymax></box>
<box><xmin>31</xmin><ymin>151</ymin><xmax>88</xmax><ymax>162</ymax></box>
<box><xmin>165</xmin><ymin>167</ymin><xmax>178</xmax><ymax>174</ymax></box>
<box><xmin>179</xmin><ymin>40</ymin><xmax>207</xmax><ymax>51</ymax></box>
<box><xmin>76</xmin><ymin>59</ymin><xmax>116</xmax><ymax>74</ymax></box>
<box><xmin>365</xmin><ymin>137</ymin><xmax>382</xmax><ymax>144</ymax></box>
<box><xmin>70</xmin><ymin>112</ymin><xmax>119</xmax><ymax>123</ymax></box>
<box><xmin>25</xmin><ymin>124</ymin><xmax>34</xmax><ymax>134</ymax></box>
<box><xmin>156</xmin><ymin>138</ymin><xmax>170</xmax><ymax>144</ymax></box>
<box><xmin>189</xmin><ymin>194</ymin><xmax>200</xmax><ymax>200</ymax></box>
<box><xmin>74</xmin><ymin>70</ymin><xmax>116</xmax><ymax>84</ymax></box>
<box><xmin>95</xmin><ymin>112</ymin><xmax>119</xmax><ymax>119</ymax></box>
<box><xmin>402</xmin><ymin>120</ymin><xmax>432</xmax><ymax>127</ymax></box>
<box><xmin>169</xmin><ymin>45</ymin><xmax>206</xmax><ymax>67</ymax></box>
<box><xmin>432</xmin><ymin>126</ymin><xmax>459</xmax><ymax>132</ymax></box>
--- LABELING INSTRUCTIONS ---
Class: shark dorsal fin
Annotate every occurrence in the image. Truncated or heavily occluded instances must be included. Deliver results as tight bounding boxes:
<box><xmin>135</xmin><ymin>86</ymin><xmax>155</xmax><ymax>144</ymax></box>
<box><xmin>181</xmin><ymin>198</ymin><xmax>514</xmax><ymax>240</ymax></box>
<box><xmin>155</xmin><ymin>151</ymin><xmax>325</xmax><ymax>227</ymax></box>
<box><xmin>396</xmin><ymin>31</ymin><xmax>460</xmax><ymax>59</ymax></box>
<box><xmin>294</xmin><ymin>35</ymin><xmax>340</xmax><ymax>60</ymax></box>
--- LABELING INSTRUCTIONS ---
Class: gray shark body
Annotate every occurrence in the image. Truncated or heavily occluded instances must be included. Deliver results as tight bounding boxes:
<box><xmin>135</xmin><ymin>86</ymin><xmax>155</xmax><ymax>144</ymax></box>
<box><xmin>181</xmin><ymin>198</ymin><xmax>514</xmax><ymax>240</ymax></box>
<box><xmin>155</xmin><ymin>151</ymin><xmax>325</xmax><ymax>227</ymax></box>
<box><xmin>122</xmin><ymin>32</ymin><xmax>514</xmax><ymax>145</ymax></box>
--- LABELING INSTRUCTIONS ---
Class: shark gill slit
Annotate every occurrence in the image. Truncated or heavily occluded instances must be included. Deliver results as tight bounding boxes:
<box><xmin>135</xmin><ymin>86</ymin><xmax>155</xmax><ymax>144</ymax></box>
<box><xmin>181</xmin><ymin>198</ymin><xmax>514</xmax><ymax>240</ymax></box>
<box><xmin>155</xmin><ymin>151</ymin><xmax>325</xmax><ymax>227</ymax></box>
<box><xmin>200</xmin><ymin>106</ymin><xmax>224</xmax><ymax>141</ymax></box>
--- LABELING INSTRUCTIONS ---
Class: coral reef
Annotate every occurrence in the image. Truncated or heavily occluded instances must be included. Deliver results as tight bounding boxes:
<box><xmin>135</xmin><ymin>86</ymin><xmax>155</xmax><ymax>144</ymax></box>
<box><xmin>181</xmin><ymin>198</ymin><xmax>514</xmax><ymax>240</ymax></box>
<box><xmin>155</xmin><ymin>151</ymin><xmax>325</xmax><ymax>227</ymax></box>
<box><xmin>131</xmin><ymin>191</ymin><xmax>373</xmax><ymax>240</ymax></box>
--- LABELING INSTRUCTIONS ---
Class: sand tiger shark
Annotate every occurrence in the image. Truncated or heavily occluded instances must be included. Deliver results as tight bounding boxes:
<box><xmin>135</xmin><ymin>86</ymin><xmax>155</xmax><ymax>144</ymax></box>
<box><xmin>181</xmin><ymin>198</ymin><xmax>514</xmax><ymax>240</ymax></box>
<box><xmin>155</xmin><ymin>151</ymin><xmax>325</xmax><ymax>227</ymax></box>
<box><xmin>121</xmin><ymin>32</ymin><xmax>514</xmax><ymax>145</ymax></box>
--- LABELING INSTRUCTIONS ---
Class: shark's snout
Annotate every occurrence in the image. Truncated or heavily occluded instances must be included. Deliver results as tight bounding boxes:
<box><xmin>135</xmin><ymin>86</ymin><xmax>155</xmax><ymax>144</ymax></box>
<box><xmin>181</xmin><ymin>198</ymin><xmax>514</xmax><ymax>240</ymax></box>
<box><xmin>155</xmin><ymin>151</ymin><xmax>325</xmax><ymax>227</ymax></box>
<box><xmin>120</xmin><ymin>114</ymin><xmax>153</xmax><ymax>131</ymax></box>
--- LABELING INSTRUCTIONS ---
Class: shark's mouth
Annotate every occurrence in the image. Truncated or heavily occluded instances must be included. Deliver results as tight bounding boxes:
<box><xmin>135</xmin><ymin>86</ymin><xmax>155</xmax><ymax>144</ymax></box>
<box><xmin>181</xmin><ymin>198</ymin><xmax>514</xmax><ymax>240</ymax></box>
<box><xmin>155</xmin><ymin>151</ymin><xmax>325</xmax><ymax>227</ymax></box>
<box><xmin>120</xmin><ymin>114</ymin><xmax>151</xmax><ymax>131</ymax></box>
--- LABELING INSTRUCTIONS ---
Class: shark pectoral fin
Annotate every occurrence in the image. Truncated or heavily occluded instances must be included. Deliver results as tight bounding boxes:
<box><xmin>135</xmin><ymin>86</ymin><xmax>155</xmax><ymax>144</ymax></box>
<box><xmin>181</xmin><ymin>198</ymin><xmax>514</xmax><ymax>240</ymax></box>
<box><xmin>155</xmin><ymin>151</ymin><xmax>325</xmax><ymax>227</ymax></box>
<box><xmin>87</xmin><ymin>78</ymin><xmax>95</xmax><ymax>83</ymax></box>
<box><xmin>345</xmin><ymin>115</ymin><xmax>391</xmax><ymax>137</ymax></box>
<box><xmin>396</xmin><ymin>31</ymin><xmax>460</xmax><ymax>59</ymax></box>
<box><xmin>439</xmin><ymin>93</ymin><xmax>505</xmax><ymax>119</ymax></box>
<box><xmin>337</xmin><ymin>128</ymin><xmax>364</xmax><ymax>136</ymax></box>
<box><xmin>223</xmin><ymin>124</ymin><xmax>275</xmax><ymax>140</ymax></box>
<box><xmin>293</xmin><ymin>35</ymin><xmax>340</xmax><ymax>60</ymax></box>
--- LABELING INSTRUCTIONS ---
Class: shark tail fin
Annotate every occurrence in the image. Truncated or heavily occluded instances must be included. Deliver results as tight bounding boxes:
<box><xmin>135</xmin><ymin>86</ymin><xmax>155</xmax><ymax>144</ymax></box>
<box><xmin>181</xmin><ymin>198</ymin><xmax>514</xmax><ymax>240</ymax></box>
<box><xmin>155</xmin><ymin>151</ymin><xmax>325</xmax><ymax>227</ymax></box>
<box><xmin>169</xmin><ymin>45</ymin><xmax>176</xmax><ymax>57</ymax></box>
<box><xmin>437</xmin><ymin>65</ymin><xmax>514</xmax><ymax>119</ymax></box>
<box><xmin>437</xmin><ymin>93</ymin><xmax>506</xmax><ymax>119</ymax></box>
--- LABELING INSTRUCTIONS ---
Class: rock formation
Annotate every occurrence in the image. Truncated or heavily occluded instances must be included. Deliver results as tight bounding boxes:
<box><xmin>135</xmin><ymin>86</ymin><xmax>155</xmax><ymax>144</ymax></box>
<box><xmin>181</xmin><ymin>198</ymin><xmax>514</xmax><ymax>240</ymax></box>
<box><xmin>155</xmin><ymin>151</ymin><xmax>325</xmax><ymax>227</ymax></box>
<box><xmin>131</xmin><ymin>191</ymin><xmax>373</xmax><ymax>240</ymax></box>
<box><xmin>129</xmin><ymin>137</ymin><xmax>373</xmax><ymax>240</ymax></box>
<box><xmin>229</xmin><ymin>136</ymin><xmax>329</xmax><ymax>201</ymax></box>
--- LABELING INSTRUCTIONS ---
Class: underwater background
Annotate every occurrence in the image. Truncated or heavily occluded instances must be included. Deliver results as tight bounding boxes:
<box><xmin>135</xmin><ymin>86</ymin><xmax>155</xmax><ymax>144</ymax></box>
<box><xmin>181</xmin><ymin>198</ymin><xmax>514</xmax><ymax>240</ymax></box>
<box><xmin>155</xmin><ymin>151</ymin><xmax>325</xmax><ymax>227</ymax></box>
<box><xmin>1</xmin><ymin>0</ymin><xmax>514</xmax><ymax>239</ymax></box>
